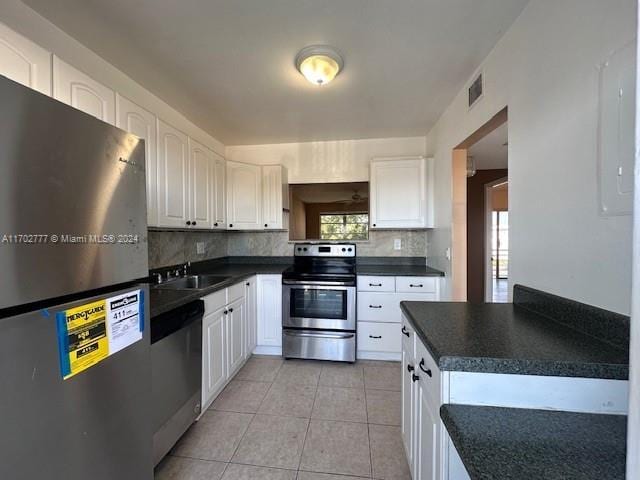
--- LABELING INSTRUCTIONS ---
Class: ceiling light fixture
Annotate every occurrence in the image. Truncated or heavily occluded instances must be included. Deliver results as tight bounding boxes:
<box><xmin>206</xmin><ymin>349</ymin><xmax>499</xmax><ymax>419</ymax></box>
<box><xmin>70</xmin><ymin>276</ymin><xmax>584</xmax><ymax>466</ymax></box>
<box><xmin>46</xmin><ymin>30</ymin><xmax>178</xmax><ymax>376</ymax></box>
<box><xmin>295</xmin><ymin>45</ymin><xmax>343</xmax><ymax>86</ymax></box>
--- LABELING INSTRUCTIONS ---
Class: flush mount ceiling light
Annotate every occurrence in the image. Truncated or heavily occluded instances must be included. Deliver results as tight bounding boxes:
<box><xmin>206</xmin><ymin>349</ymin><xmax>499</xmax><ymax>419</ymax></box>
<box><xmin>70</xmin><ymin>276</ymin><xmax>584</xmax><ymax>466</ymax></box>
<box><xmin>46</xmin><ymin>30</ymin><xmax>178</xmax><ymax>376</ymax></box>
<box><xmin>295</xmin><ymin>45</ymin><xmax>344</xmax><ymax>86</ymax></box>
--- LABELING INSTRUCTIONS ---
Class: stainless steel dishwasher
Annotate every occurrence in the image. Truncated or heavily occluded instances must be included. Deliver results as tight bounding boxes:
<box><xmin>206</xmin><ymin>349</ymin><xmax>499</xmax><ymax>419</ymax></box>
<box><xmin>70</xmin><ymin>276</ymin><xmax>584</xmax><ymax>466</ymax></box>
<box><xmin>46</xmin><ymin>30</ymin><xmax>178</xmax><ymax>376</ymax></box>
<box><xmin>151</xmin><ymin>299</ymin><xmax>203</xmax><ymax>466</ymax></box>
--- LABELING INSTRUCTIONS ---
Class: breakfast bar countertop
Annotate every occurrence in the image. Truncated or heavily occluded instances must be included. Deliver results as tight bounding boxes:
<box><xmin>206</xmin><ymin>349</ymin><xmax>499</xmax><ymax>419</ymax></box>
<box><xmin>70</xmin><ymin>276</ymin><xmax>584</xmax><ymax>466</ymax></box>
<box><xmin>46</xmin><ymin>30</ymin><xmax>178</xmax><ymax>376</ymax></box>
<box><xmin>440</xmin><ymin>404</ymin><xmax>627</xmax><ymax>480</ymax></box>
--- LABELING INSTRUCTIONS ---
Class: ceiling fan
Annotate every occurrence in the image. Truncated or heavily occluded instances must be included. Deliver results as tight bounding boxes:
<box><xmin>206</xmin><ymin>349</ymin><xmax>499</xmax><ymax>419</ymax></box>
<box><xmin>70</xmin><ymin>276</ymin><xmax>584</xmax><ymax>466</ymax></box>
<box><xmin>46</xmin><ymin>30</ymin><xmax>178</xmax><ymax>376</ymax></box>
<box><xmin>334</xmin><ymin>189</ymin><xmax>367</xmax><ymax>204</ymax></box>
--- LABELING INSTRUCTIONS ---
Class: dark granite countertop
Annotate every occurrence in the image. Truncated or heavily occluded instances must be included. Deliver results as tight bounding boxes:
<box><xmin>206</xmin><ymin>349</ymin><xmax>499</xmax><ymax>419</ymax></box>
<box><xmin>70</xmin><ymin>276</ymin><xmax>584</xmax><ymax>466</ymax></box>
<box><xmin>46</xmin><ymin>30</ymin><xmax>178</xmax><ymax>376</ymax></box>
<box><xmin>355</xmin><ymin>264</ymin><xmax>445</xmax><ymax>276</ymax></box>
<box><xmin>399</xmin><ymin>301</ymin><xmax>629</xmax><ymax>379</ymax></box>
<box><xmin>440</xmin><ymin>404</ymin><xmax>627</xmax><ymax>480</ymax></box>
<box><xmin>150</xmin><ymin>263</ymin><xmax>291</xmax><ymax>317</ymax></box>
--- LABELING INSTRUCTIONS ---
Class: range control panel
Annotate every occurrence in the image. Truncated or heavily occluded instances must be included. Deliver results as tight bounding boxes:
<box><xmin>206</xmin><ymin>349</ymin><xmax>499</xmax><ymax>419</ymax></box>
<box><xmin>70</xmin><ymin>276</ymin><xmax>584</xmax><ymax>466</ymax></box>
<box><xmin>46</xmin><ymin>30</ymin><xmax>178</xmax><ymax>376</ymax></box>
<box><xmin>293</xmin><ymin>243</ymin><xmax>356</xmax><ymax>257</ymax></box>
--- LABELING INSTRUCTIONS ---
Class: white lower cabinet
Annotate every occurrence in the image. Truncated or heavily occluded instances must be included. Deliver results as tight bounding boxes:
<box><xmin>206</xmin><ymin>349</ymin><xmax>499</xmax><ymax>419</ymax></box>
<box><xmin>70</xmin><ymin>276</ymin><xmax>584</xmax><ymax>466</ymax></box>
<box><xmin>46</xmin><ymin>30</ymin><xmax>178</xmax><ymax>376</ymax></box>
<box><xmin>200</xmin><ymin>275</ymin><xmax>266</xmax><ymax>411</ymax></box>
<box><xmin>416</xmin><ymin>384</ymin><xmax>440</xmax><ymax>480</ymax></box>
<box><xmin>226</xmin><ymin>297</ymin><xmax>245</xmax><ymax>377</ymax></box>
<box><xmin>401</xmin><ymin>319</ymin><xmax>417</xmax><ymax>476</ymax></box>
<box><xmin>244</xmin><ymin>277</ymin><xmax>257</xmax><ymax>359</ymax></box>
<box><xmin>202</xmin><ymin>306</ymin><xmax>227</xmax><ymax>406</ymax></box>
<box><xmin>255</xmin><ymin>274</ymin><xmax>282</xmax><ymax>354</ymax></box>
<box><xmin>401</xmin><ymin>314</ymin><xmax>453</xmax><ymax>480</ymax></box>
<box><xmin>357</xmin><ymin>321</ymin><xmax>401</xmax><ymax>353</ymax></box>
<box><xmin>201</xmin><ymin>280</ymin><xmax>251</xmax><ymax>411</ymax></box>
<box><xmin>357</xmin><ymin>275</ymin><xmax>440</xmax><ymax>360</ymax></box>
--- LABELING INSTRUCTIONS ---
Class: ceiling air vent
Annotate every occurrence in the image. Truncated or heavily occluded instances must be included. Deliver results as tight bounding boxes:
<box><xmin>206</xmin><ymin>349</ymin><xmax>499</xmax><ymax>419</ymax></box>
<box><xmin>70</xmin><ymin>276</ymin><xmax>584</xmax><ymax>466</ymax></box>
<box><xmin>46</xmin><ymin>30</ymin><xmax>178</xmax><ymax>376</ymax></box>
<box><xmin>468</xmin><ymin>72</ymin><xmax>483</xmax><ymax>108</ymax></box>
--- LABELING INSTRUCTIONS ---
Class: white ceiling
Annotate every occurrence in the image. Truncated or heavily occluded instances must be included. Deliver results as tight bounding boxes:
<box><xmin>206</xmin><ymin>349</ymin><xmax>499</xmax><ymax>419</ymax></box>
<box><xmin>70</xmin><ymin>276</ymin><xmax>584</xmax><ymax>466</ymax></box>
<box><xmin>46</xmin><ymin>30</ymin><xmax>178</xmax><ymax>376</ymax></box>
<box><xmin>468</xmin><ymin>122</ymin><xmax>508</xmax><ymax>170</ymax></box>
<box><xmin>23</xmin><ymin>0</ymin><xmax>528</xmax><ymax>145</ymax></box>
<box><xmin>292</xmin><ymin>182</ymin><xmax>368</xmax><ymax>204</ymax></box>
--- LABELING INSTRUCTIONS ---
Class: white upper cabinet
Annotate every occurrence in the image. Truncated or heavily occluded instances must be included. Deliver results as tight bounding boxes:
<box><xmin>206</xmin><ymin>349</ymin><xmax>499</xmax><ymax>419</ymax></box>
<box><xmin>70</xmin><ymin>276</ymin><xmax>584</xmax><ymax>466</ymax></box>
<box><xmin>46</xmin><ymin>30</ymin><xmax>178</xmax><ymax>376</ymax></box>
<box><xmin>53</xmin><ymin>56</ymin><xmax>115</xmax><ymax>124</ymax></box>
<box><xmin>0</xmin><ymin>23</ymin><xmax>51</xmax><ymax>95</ymax></box>
<box><xmin>157</xmin><ymin>119</ymin><xmax>189</xmax><ymax>228</ymax></box>
<box><xmin>189</xmin><ymin>138</ymin><xmax>214</xmax><ymax>229</ymax></box>
<box><xmin>262</xmin><ymin>165</ymin><xmax>288</xmax><ymax>230</ymax></box>
<box><xmin>212</xmin><ymin>153</ymin><xmax>226</xmax><ymax>229</ymax></box>
<box><xmin>370</xmin><ymin>156</ymin><xmax>434</xmax><ymax>229</ymax></box>
<box><xmin>116</xmin><ymin>94</ymin><xmax>158</xmax><ymax>226</ymax></box>
<box><xmin>226</xmin><ymin>160</ymin><xmax>262</xmax><ymax>230</ymax></box>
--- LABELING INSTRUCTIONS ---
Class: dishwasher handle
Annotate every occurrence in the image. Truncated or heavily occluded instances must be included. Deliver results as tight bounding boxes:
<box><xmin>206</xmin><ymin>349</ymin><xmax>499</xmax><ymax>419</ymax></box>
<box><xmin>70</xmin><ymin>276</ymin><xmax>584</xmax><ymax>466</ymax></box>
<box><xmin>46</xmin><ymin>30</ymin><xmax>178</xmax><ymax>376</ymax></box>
<box><xmin>151</xmin><ymin>300</ymin><xmax>204</xmax><ymax>344</ymax></box>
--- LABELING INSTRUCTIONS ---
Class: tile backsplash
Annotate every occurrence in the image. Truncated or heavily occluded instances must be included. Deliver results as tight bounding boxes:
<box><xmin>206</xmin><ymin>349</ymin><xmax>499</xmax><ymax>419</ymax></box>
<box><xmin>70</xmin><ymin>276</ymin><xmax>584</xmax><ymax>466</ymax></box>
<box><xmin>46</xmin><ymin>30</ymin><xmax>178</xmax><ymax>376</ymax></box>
<box><xmin>148</xmin><ymin>230</ymin><xmax>228</xmax><ymax>268</ymax></box>
<box><xmin>149</xmin><ymin>228</ymin><xmax>428</xmax><ymax>268</ymax></box>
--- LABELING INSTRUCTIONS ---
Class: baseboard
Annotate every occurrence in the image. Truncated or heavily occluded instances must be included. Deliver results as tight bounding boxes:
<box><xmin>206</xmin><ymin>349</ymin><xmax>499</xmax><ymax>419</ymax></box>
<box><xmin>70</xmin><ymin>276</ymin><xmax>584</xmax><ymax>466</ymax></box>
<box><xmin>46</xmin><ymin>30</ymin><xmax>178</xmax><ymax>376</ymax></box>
<box><xmin>357</xmin><ymin>351</ymin><xmax>402</xmax><ymax>361</ymax></box>
<box><xmin>253</xmin><ymin>345</ymin><xmax>282</xmax><ymax>356</ymax></box>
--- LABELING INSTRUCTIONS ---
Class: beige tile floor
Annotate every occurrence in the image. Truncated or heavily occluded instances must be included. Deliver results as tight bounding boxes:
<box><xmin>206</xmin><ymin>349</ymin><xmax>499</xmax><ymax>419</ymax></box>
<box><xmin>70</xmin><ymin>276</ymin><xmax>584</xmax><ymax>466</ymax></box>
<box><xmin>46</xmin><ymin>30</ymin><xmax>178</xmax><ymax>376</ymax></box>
<box><xmin>155</xmin><ymin>356</ymin><xmax>410</xmax><ymax>480</ymax></box>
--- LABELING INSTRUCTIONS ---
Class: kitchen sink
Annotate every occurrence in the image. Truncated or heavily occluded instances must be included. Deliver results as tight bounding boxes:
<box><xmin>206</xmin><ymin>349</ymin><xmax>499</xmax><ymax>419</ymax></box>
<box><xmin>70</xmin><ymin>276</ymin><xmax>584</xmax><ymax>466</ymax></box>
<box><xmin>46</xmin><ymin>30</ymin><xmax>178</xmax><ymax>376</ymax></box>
<box><xmin>155</xmin><ymin>274</ymin><xmax>231</xmax><ymax>290</ymax></box>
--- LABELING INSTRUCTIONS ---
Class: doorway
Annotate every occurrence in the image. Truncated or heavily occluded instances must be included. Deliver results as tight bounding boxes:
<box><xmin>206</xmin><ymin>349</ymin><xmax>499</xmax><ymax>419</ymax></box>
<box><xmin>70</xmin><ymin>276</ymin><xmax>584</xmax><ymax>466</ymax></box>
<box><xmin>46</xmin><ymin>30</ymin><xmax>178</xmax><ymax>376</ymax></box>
<box><xmin>450</xmin><ymin>107</ymin><xmax>508</xmax><ymax>302</ymax></box>
<box><xmin>485</xmin><ymin>179</ymin><xmax>509</xmax><ymax>302</ymax></box>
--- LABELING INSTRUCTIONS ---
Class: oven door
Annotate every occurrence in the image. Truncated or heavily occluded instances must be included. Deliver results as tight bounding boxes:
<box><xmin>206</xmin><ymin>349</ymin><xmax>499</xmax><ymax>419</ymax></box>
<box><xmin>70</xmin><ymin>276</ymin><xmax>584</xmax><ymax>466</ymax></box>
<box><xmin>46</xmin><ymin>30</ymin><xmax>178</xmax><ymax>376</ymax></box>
<box><xmin>283</xmin><ymin>281</ymin><xmax>356</xmax><ymax>331</ymax></box>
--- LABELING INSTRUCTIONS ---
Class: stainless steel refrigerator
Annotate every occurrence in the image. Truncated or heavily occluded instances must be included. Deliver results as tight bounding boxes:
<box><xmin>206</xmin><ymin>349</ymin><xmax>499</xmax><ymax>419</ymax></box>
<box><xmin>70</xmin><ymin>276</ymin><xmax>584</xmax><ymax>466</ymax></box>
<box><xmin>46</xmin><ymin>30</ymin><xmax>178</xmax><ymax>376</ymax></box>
<box><xmin>0</xmin><ymin>76</ymin><xmax>152</xmax><ymax>480</ymax></box>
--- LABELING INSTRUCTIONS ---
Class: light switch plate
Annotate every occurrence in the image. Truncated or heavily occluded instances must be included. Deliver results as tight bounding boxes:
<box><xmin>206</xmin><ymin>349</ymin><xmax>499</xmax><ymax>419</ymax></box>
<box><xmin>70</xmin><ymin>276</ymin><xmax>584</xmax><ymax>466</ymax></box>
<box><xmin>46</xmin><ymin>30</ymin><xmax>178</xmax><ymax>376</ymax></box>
<box><xmin>196</xmin><ymin>242</ymin><xmax>205</xmax><ymax>255</ymax></box>
<box><xmin>394</xmin><ymin>238</ymin><xmax>402</xmax><ymax>250</ymax></box>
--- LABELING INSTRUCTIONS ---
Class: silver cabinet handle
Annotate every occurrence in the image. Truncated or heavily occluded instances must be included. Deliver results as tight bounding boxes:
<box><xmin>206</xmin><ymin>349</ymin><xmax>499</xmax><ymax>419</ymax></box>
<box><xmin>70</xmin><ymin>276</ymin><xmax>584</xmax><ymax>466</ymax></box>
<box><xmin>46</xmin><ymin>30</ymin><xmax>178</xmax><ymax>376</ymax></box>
<box><xmin>369</xmin><ymin>305</ymin><xmax>382</xmax><ymax>309</ymax></box>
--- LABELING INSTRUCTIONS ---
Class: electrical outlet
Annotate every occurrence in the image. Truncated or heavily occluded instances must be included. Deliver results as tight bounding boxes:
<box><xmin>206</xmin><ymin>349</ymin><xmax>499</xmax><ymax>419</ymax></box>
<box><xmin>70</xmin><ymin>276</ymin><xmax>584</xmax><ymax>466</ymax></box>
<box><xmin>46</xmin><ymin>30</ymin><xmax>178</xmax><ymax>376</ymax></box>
<box><xmin>394</xmin><ymin>238</ymin><xmax>402</xmax><ymax>250</ymax></box>
<box><xmin>445</xmin><ymin>247</ymin><xmax>451</xmax><ymax>261</ymax></box>
<box><xmin>196</xmin><ymin>242</ymin><xmax>205</xmax><ymax>255</ymax></box>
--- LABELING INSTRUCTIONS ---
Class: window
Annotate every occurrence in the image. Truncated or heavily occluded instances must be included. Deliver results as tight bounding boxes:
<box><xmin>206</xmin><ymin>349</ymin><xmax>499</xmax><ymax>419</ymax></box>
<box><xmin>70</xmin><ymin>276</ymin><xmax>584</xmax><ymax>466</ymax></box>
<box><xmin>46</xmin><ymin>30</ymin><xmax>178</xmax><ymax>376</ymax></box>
<box><xmin>320</xmin><ymin>213</ymin><xmax>369</xmax><ymax>240</ymax></box>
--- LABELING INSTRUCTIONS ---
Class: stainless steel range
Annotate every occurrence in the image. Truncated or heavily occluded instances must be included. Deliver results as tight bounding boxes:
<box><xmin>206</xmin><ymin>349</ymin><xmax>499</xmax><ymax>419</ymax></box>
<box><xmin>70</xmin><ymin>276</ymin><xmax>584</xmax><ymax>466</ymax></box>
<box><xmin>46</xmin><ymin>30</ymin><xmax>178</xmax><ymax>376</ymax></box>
<box><xmin>282</xmin><ymin>243</ymin><xmax>356</xmax><ymax>362</ymax></box>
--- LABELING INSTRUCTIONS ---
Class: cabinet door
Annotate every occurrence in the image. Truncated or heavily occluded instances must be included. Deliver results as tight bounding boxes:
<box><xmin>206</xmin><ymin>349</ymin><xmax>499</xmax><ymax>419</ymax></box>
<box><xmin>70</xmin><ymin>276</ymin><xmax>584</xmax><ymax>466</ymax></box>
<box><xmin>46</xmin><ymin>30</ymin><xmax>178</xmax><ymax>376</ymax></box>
<box><xmin>244</xmin><ymin>277</ymin><xmax>257</xmax><ymax>358</ymax></box>
<box><xmin>157</xmin><ymin>119</ymin><xmax>190</xmax><ymax>227</ymax></box>
<box><xmin>189</xmin><ymin>138</ymin><xmax>214</xmax><ymax>229</ymax></box>
<box><xmin>202</xmin><ymin>307</ymin><xmax>227</xmax><ymax>409</ymax></box>
<box><xmin>116</xmin><ymin>94</ymin><xmax>158</xmax><ymax>226</ymax></box>
<box><xmin>53</xmin><ymin>56</ymin><xmax>115</xmax><ymax>124</ymax></box>
<box><xmin>226</xmin><ymin>161</ymin><xmax>262</xmax><ymax>230</ymax></box>
<box><xmin>256</xmin><ymin>275</ymin><xmax>282</xmax><ymax>347</ymax></box>
<box><xmin>416</xmin><ymin>384</ymin><xmax>439</xmax><ymax>480</ymax></box>
<box><xmin>213</xmin><ymin>154</ymin><xmax>226</xmax><ymax>228</ymax></box>
<box><xmin>401</xmin><ymin>319</ymin><xmax>417</xmax><ymax>474</ymax></box>
<box><xmin>402</xmin><ymin>338</ymin><xmax>415</xmax><ymax>471</ymax></box>
<box><xmin>262</xmin><ymin>165</ymin><xmax>283</xmax><ymax>229</ymax></box>
<box><xmin>370</xmin><ymin>157</ymin><xmax>428</xmax><ymax>229</ymax></box>
<box><xmin>226</xmin><ymin>298</ymin><xmax>245</xmax><ymax>377</ymax></box>
<box><xmin>0</xmin><ymin>23</ymin><xmax>51</xmax><ymax>95</ymax></box>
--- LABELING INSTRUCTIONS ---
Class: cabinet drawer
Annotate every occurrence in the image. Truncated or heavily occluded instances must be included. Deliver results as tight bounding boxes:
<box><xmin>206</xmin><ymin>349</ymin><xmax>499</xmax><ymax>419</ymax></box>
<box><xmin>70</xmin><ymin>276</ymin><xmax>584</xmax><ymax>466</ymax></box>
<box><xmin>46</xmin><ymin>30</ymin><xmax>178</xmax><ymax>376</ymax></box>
<box><xmin>203</xmin><ymin>288</ymin><xmax>226</xmax><ymax>312</ymax></box>
<box><xmin>357</xmin><ymin>292</ymin><xmax>402</xmax><ymax>322</ymax></box>
<box><xmin>227</xmin><ymin>282</ymin><xmax>245</xmax><ymax>303</ymax></box>
<box><xmin>357</xmin><ymin>322</ymin><xmax>401</xmax><ymax>353</ymax></box>
<box><xmin>416</xmin><ymin>337</ymin><xmax>441</xmax><ymax>409</ymax></box>
<box><xmin>396</xmin><ymin>276</ymin><xmax>438</xmax><ymax>294</ymax></box>
<box><xmin>357</xmin><ymin>275</ymin><xmax>395</xmax><ymax>292</ymax></box>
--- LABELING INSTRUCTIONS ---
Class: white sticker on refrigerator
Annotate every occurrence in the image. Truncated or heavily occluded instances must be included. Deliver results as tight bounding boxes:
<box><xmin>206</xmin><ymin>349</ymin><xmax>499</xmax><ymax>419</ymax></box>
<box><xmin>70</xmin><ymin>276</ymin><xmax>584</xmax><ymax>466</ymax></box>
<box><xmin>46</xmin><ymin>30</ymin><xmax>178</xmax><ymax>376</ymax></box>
<box><xmin>106</xmin><ymin>290</ymin><xmax>143</xmax><ymax>354</ymax></box>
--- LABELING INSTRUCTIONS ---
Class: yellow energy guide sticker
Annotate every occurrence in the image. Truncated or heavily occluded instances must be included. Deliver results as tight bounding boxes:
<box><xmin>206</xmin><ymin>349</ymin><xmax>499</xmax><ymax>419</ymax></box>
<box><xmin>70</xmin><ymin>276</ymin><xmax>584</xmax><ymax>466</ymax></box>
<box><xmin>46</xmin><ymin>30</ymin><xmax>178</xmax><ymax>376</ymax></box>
<box><xmin>57</xmin><ymin>299</ymin><xmax>110</xmax><ymax>379</ymax></box>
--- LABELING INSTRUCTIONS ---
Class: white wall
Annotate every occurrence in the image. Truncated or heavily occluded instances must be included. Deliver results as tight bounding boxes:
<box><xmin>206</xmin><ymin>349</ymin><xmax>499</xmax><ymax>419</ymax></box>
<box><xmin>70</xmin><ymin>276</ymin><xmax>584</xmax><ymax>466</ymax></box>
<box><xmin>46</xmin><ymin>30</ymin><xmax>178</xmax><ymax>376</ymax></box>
<box><xmin>0</xmin><ymin>0</ymin><xmax>224</xmax><ymax>155</ymax></box>
<box><xmin>626</xmin><ymin>3</ymin><xmax>640</xmax><ymax>473</ymax></box>
<box><xmin>226</xmin><ymin>136</ymin><xmax>425</xmax><ymax>183</ymax></box>
<box><xmin>426</xmin><ymin>0</ymin><xmax>635</xmax><ymax>314</ymax></box>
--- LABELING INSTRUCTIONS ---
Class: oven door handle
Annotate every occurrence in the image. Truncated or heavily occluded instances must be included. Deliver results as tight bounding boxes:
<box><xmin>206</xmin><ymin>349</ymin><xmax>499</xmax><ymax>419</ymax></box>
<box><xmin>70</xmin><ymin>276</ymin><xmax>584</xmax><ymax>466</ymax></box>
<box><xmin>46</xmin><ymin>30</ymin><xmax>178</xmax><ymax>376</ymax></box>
<box><xmin>283</xmin><ymin>331</ymin><xmax>355</xmax><ymax>340</ymax></box>
<box><xmin>283</xmin><ymin>279</ymin><xmax>354</xmax><ymax>287</ymax></box>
